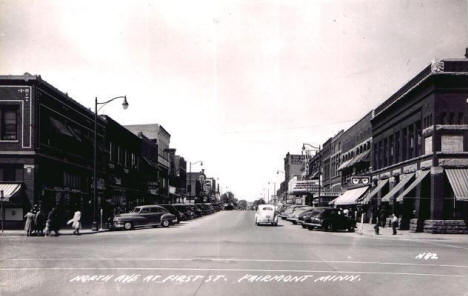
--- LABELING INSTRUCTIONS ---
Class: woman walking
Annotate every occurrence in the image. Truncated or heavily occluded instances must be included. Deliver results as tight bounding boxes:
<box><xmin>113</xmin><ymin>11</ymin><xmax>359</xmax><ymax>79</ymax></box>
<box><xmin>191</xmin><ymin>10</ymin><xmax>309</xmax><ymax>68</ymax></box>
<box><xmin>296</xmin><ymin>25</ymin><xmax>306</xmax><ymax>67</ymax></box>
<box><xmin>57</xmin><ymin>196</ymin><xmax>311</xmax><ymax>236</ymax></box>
<box><xmin>67</xmin><ymin>210</ymin><xmax>82</xmax><ymax>235</ymax></box>
<box><xmin>24</xmin><ymin>210</ymin><xmax>35</xmax><ymax>236</ymax></box>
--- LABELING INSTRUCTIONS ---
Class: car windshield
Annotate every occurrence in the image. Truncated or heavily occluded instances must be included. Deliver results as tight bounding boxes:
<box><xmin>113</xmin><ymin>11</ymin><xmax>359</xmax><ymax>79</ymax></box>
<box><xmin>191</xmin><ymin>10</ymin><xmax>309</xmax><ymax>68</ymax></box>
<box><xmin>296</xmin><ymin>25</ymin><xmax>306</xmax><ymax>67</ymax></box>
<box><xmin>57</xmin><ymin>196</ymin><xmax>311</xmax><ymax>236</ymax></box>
<box><xmin>131</xmin><ymin>207</ymin><xmax>141</xmax><ymax>213</ymax></box>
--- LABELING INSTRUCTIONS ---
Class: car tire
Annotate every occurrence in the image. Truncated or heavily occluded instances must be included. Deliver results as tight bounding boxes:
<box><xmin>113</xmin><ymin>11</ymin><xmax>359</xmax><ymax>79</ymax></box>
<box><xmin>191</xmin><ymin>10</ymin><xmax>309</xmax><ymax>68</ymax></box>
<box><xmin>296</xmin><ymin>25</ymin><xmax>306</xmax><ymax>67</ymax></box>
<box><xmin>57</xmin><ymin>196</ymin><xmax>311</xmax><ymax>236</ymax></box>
<box><xmin>326</xmin><ymin>223</ymin><xmax>334</xmax><ymax>232</ymax></box>
<box><xmin>124</xmin><ymin>222</ymin><xmax>133</xmax><ymax>230</ymax></box>
<box><xmin>161</xmin><ymin>220</ymin><xmax>170</xmax><ymax>228</ymax></box>
<box><xmin>301</xmin><ymin>224</ymin><xmax>306</xmax><ymax>228</ymax></box>
<box><xmin>307</xmin><ymin>226</ymin><xmax>314</xmax><ymax>231</ymax></box>
<box><xmin>292</xmin><ymin>221</ymin><xmax>297</xmax><ymax>225</ymax></box>
<box><xmin>348</xmin><ymin>227</ymin><xmax>355</xmax><ymax>232</ymax></box>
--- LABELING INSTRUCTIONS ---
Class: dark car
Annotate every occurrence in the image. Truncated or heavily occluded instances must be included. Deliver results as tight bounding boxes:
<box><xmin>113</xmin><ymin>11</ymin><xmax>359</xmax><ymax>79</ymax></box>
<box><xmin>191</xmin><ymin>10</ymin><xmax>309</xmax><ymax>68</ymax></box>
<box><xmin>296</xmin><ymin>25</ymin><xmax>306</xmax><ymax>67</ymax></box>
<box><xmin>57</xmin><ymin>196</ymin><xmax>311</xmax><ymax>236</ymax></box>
<box><xmin>159</xmin><ymin>204</ymin><xmax>185</xmax><ymax>223</ymax></box>
<box><xmin>112</xmin><ymin>205</ymin><xmax>177</xmax><ymax>230</ymax></box>
<box><xmin>201</xmin><ymin>203</ymin><xmax>215</xmax><ymax>214</ymax></box>
<box><xmin>297</xmin><ymin>209</ymin><xmax>320</xmax><ymax>227</ymax></box>
<box><xmin>173</xmin><ymin>204</ymin><xmax>195</xmax><ymax>220</ymax></box>
<box><xmin>192</xmin><ymin>204</ymin><xmax>204</xmax><ymax>217</ymax></box>
<box><xmin>303</xmin><ymin>207</ymin><xmax>356</xmax><ymax>232</ymax></box>
<box><xmin>194</xmin><ymin>204</ymin><xmax>211</xmax><ymax>215</ymax></box>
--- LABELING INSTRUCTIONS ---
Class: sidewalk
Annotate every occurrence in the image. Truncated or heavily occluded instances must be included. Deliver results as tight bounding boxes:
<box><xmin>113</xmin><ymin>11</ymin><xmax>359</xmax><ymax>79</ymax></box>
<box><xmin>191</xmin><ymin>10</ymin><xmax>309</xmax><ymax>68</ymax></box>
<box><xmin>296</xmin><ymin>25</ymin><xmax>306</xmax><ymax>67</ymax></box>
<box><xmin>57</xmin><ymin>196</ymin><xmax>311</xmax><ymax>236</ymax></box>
<box><xmin>0</xmin><ymin>228</ymin><xmax>109</xmax><ymax>237</ymax></box>
<box><xmin>354</xmin><ymin>222</ymin><xmax>468</xmax><ymax>243</ymax></box>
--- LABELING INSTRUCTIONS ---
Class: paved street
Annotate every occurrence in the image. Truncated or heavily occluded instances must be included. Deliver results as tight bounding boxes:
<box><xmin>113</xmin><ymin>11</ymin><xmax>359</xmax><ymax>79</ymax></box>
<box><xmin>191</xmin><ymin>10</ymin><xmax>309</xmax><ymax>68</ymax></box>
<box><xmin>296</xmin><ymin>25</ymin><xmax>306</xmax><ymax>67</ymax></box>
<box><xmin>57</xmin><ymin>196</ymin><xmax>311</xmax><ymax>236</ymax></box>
<box><xmin>1</xmin><ymin>210</ymin><xmax>468</xmax><ymax>296</ymax></box>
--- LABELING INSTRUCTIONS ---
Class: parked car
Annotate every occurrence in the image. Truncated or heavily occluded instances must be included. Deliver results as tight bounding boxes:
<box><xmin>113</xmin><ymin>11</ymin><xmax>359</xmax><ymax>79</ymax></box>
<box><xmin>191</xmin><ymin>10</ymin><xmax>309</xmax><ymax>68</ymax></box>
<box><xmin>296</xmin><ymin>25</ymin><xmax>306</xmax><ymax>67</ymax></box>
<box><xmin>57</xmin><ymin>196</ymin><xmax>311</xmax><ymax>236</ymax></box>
<box><xmin>287</xmin><ymin>206</ymin><xmax>314</xmax><ymax>224</ymax></box>
<box><xmin>255</xmin><ymin>204</ymin><xmax>278</xmax><ymax>226</ymax></box>
<box><xmin>193</xmin><ymin>204</ymin><xmax>204</xmax><ymax>217</ymax></box>
<box><xmin>283</xmin><ymin>205</ymin><xmax>310</xmax><ymax>221</ymax></box>
<box><xmin>278</xmin><ymin>205</ymin><xmax>301</xmax><ymax>219</ymax></box>
<box><xmin>159</xmin><ymin>204</ymin><xmax>185</xmax><ymax>223</ymax></box>
<box><xmin>173</xmin><ymin>204</ymin><xmax>195</xmax><ymax>220</ymax></box>
<box><xmin>303</xmin><ymin>207</ymin><xmax>356</xmax><ymax>232</ymax></box>
<box><xmin>112</xmin><ymin>205</ymin><xmax>177</xmax><ymax>230</ymax></box>
<box><xmin>298</xmin><ymin>208</ymin><xmax>326</xmax><ymax>228</ymax></box>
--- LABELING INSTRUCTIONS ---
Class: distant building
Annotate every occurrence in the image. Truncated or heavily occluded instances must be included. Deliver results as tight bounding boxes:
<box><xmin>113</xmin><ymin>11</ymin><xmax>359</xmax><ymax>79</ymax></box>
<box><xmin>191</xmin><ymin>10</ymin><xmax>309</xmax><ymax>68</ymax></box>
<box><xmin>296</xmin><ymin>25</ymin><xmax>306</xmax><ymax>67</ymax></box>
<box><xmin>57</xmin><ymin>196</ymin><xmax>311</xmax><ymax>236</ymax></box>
<box><xmin>125</xmin><ymin>124</ymin><xmax>172</xmax><ymax>201</ymax></box>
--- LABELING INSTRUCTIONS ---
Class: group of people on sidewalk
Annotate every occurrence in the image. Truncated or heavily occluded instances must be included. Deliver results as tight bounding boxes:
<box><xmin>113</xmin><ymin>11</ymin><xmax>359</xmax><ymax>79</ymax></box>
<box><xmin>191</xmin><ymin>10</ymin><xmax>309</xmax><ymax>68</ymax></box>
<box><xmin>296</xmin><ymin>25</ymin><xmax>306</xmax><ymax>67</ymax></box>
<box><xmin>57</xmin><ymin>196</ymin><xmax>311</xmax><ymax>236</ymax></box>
<box><xmin>24</xmin><ymin>204</ymin><xmax>81</xmax><ymax>236</ymax></box>
<box><xmin>374</xmin><ymin>212</ymin><xmax>399</xmax><ymax>235</ymax></box>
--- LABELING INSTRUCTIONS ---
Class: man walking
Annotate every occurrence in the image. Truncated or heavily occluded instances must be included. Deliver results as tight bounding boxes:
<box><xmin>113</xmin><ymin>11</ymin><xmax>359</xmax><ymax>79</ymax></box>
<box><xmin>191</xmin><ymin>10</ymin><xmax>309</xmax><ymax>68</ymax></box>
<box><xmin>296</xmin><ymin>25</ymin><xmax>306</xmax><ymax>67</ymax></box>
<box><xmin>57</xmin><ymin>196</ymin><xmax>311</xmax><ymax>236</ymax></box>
<box><xmin>391</xmin><ymin>213</ymin><xmax>398</xmax><ymax>235</ymax></box>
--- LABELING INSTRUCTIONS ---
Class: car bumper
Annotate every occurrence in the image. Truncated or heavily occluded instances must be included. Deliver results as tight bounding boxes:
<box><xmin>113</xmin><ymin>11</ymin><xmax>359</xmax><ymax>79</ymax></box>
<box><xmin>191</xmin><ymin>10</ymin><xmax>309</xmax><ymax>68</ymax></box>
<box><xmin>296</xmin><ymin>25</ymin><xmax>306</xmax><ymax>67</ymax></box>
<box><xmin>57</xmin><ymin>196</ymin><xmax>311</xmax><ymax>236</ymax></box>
<box><xmin>303</xmin><ymin>222</ymin><xmax>322</xmax><ymax>228</ymax></box>
<box><xmin>257</xmin><ymin>217</ymin><xmax>278</xmax><ymax>224</ymax></box>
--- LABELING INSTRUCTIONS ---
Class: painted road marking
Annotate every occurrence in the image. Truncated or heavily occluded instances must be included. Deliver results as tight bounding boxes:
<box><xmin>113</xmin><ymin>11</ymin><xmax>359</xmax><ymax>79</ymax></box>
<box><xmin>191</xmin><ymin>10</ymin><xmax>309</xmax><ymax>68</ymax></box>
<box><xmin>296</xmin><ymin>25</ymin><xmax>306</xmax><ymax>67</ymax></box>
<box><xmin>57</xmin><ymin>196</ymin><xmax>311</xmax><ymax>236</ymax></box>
<box><xmin>0</xmin><ymin>267</ymin><xmax>466</xmax><ymax>278</ymax></box>
<box><xmin>2</xmin><ymin>257</ymin><xmax>468</xmax><ymax>269</ymax></box>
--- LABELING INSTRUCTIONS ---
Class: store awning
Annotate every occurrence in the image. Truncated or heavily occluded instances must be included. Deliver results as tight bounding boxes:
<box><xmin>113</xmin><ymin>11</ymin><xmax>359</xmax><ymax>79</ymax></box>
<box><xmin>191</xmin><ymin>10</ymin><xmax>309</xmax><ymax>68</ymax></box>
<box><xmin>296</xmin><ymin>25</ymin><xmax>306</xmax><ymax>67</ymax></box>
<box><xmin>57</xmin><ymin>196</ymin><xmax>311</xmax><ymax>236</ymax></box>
<box><xmin>337</xmin><ymin>158</ymin><xmax>353</xmax><ymax>171</ymax></box>
<box><xmin>330</xmin><ymin>186</ymin><xmax>369</xmax><ymax>206</ymax></box>
<box><xmin>446</xmin><ymin>169</ymin><xmax>468</xmax><ymax>201</ymax></box>
<box><xmin>359</xmin><ymin>179</ymin><xmax>389</xmax><ymax>205</ymax></box>
<box><xmin>0</xmin><ymin>183</ymin><xmax>22</xmax><ymax>202</ymax></box>
<box><xmin>50</xmin><ymin>117</ymin><xmax>74</xmax><ymax>138</ymax></box>
<box><xmin>353</xmin><ymin>150</ymin><xmax>371</xmax><ymax>165</ymax></box>
<box><xmin>396</xmin><ymin>170</ymin><xmax>430</xmax><ymax>202</ymax></box>
<box><xmin>381</xmin><ymin>173</ymin><xmax>415</xmax><ymax>202</ymax></box>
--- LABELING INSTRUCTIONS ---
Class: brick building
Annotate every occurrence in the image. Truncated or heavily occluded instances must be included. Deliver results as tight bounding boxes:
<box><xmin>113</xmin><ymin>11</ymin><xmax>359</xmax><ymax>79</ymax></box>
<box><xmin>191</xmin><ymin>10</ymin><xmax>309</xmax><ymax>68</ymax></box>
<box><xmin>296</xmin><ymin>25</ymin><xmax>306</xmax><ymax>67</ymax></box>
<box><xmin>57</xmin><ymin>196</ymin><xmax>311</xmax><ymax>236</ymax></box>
<box><xmin>370</xmin><ymin>59</ymin><xmax>468</xmax><ymax>233</ymax></box>
<box><xmin>0</xmin><ymin>74</ymin><xmax>103</xmax><ymax>227</ymax></box>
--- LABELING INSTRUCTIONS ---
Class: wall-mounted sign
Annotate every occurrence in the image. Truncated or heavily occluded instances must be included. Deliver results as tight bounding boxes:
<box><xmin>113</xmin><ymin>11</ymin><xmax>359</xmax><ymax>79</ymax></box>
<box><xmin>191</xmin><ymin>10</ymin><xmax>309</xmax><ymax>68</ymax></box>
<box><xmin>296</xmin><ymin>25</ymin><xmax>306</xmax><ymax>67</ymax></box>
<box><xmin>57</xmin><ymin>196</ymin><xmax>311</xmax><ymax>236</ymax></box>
<box><xmin>351</xmin><ymin>176</ymin><xmax>370</xmax><ymax>186</ymax></box>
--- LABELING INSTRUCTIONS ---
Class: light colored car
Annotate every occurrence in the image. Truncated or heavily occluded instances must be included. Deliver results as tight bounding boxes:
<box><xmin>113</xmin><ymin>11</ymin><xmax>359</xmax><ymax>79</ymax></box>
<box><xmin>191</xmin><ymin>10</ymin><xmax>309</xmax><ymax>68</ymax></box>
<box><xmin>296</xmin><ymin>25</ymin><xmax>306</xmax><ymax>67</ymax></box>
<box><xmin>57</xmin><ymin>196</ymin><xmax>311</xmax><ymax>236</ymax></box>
<box><xmin>255</xmin><ymin>204</ymin><xmax>278</xmax><ymax>226</ymax></box>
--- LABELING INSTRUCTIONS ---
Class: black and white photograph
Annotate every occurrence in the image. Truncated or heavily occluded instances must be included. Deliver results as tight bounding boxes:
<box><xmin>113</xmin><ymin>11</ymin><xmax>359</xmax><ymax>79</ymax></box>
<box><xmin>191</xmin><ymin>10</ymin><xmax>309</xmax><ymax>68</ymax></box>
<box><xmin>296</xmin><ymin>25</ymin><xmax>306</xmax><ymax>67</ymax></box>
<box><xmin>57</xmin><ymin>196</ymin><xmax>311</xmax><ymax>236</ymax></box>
<box><xmin>1</xmin><ymin>0</ymin><xmax>468</xmax><ymax>295</ymax></box>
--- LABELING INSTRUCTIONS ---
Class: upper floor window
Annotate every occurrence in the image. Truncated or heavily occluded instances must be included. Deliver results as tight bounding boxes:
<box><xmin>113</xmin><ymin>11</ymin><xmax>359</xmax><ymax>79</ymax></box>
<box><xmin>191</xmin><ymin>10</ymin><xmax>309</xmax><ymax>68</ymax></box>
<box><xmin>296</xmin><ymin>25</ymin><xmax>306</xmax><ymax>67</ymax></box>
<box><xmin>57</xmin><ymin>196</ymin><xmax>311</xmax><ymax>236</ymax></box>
<box><xmin>1</xmin><ymin>107</ymin><xmax>18</xmax><ymax>140</ymax></box>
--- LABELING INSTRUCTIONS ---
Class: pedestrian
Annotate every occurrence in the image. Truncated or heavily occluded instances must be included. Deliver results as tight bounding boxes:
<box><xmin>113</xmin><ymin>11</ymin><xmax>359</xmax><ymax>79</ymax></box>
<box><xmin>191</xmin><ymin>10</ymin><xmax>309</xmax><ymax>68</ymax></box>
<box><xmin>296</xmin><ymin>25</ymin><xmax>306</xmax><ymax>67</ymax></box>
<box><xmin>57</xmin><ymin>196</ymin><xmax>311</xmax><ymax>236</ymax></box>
<box><xmin>67</xmin><ymin>210</ymin><xmax>82</xmax><ymax>235</ymax></box>
<box><xmin>379</xmin><ymin>209</ymin><xmax>386</xmax><ymax>228</ymax></box>
<box><xmin>24</xmin><ymin>210</ymin><xmax>35</xmax><ymax>236</ymax></box>
<box><xmin>47</xmin><ymin>208</ymin><xmax>60</xmax><ymax>236</ymax></box>
<box><xmin>34</xmin><ymin>207</ymin><xmax>45</xmax><ymax>236</ymax></box>
<box><xmin>392</xmin><ymin>213</ymin><xmax>398</xmax><ymax>235</ymax></box>
<box><xmin>374</xmin><ymin>218</ymin><xmax>380</xmax><ymax>235</ymax></box>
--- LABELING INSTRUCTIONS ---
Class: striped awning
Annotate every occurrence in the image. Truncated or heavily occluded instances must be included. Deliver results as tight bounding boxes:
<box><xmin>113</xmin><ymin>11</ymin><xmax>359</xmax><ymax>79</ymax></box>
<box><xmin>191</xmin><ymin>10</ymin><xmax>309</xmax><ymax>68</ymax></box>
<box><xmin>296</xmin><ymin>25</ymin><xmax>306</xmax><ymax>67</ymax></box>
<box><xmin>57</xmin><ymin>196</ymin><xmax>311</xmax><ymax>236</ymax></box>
<box><xmin>0</xmin><ymin>183</ymin><xmax>22</xmax><ymax>202</ymax></box>
<box><xmin>381</xmin><ymin>173</ymin><xmax>415</xmax><ymax>202</ymax></box>
<box><xmin>359</xmin><ymin>179</ymin><xmax>389</xmax><ymax>205</ymax></box>
<box><xmin>330</xmin><ymin>186</ymin><xmax>369</xmax><ymax>206</ymax></box>
<box><xmin>337</xmin><ymin>158</ymin><xmax>353</xmax><ymax>171</ymax></box>
<box><xmin>350</xmin><ymin>150</ymin><xmax>371</xmax><ymax>166</ymax></box>
<box><xmin>396</xmin><ymin>170</ymin><xmax>430</xmax><ymax>202</ymax></box>
<box><xmin>446</xmin><ymin>169</ymin><xmax>468</xmax><ymax>201</ymax></box>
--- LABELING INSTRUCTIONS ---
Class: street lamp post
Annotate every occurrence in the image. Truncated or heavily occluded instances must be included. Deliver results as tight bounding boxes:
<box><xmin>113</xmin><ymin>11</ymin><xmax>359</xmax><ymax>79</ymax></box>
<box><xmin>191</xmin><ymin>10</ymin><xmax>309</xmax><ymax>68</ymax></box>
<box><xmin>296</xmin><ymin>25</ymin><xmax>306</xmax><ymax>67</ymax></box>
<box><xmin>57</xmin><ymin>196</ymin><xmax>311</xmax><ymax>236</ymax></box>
<box><xmin>93</xmin><ymin>95</ymin><xmax>128</xmax><ymax>231</ymax></box>
<box><xmin>267</xmin><ymin>182</ymin><xmax>270</xmax><ymax>204</ymax></box>
<box><xmin>276</xmin><ymin>170</ymin><xmax>285</xmax><ymax>203</ymax></box>
<box><xmin>188</xmin><ymin>160</ymin><xmax>203</xmax><ymax>204</ymax></box>
<box><xmin>302</xmin><ymin>143</ymin><xmax>321</xmax><ymax>206</ymax></box>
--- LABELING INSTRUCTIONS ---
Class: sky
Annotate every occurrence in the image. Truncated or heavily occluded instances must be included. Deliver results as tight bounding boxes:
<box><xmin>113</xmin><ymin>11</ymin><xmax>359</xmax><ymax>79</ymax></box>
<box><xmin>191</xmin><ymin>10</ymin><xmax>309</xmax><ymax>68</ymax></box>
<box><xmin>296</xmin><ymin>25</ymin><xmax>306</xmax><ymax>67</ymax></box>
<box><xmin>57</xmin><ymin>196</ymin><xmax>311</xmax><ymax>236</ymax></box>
<box><xmin>1</xmin><ymin>0</ymin><xmax>467</xmax><ymax>201</ymax></box>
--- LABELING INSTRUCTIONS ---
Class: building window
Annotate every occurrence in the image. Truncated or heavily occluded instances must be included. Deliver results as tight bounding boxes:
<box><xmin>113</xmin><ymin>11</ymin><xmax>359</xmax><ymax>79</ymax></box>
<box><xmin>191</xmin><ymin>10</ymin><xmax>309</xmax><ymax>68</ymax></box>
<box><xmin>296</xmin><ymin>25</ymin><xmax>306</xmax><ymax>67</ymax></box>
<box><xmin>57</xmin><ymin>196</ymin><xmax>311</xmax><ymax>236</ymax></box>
<box><xmin>1</xmin><ymin>107</ymin><xmax>18</xmax><ymax>140</ymax></box>
<box><xmin>440</xmin><ymin>112</ymin><xmax>446</xmax><ymax>124</ymax></box>
<box><xmin>458</xmin><ymin>113</ymin><xmax>464</xmax><ymax>125</ymax></box>
<box><xmin>109</xmin><ymin>142</ymin><xmax>113</xmax><ymax>161</ymax></box>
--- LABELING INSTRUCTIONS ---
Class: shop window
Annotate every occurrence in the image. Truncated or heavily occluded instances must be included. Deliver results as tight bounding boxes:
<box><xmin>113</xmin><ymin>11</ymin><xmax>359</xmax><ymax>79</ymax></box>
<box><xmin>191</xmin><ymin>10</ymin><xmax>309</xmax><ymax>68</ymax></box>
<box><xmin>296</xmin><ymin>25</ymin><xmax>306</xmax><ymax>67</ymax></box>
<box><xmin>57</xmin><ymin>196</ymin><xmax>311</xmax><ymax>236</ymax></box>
<box><xmin>1</xmin><ymin>107</ymin><xmax>18</xmax><ymax>140</ymax></box>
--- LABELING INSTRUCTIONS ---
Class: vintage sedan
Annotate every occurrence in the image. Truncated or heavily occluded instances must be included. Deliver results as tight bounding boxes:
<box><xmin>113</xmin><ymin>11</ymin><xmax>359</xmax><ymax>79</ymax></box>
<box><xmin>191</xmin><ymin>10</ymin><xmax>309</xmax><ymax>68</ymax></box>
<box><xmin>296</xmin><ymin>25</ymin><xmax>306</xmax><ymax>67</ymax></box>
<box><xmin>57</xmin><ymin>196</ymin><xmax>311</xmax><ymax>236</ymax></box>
<box><xmin>113</xmin><ymin>205</ymin><xmax>177</xmax><ymax>230</ymax></box>
<box><xmin>255</xmin><ymin>204</ymin><xmax>278</xmax><ymax>226</ymax></box>
<box><xmin>303</xmin><ymin>207</ymin><xmax>356</xmax><ymax>232</ymax></box>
